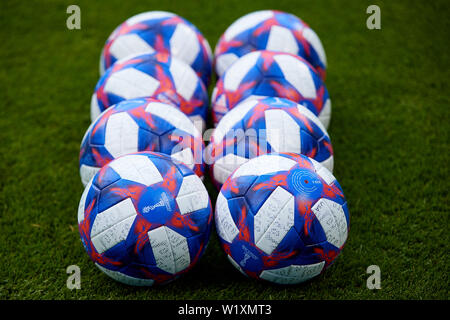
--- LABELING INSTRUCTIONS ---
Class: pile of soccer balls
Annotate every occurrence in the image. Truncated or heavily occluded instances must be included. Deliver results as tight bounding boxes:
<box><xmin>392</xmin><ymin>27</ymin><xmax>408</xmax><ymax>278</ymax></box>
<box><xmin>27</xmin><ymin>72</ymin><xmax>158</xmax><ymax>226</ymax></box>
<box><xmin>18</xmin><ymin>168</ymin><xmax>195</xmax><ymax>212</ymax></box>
<box><xmin>78</xmin><ymin>10</ymin><xmax>349</xmax><ymax>286</ymax></box>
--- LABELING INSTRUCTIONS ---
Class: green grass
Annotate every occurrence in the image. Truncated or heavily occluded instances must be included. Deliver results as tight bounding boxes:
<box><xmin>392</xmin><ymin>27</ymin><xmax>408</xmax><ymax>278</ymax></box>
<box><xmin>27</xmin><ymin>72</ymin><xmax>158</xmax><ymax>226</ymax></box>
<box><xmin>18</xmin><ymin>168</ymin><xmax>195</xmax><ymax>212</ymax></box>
<box><xmin>0</xmin><ymin>0</ymin><xmax>448</xmax><ymax>300</ymax></box>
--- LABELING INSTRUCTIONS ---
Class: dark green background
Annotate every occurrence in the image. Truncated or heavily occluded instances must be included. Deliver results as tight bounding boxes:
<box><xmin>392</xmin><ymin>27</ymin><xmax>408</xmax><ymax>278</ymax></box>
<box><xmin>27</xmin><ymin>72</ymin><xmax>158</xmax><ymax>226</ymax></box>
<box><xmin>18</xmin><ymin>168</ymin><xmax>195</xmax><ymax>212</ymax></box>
<box><xmin>0</xmin><ymin>0</ymin><xmax>448</xmax><ymax>299</ymax></box>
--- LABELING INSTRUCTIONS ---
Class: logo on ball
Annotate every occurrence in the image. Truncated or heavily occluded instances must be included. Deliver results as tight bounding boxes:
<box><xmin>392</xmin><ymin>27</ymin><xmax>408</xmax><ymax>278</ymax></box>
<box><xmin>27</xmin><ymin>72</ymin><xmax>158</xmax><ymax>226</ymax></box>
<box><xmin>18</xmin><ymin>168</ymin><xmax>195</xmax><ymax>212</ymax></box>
<box><xmin>142</xmin><ymin>192</ymin><xmax>172</xmax><ymax>213</ymax></box>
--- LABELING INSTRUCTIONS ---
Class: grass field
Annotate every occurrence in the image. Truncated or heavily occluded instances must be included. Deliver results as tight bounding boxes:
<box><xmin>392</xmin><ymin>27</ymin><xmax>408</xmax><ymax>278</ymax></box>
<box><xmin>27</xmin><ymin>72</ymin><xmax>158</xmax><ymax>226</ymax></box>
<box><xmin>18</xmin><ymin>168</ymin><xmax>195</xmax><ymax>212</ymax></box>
<box><xmin>0</xmin><ymin>0</ymin><xmax>448</xmax><ymax>300</ymax></box>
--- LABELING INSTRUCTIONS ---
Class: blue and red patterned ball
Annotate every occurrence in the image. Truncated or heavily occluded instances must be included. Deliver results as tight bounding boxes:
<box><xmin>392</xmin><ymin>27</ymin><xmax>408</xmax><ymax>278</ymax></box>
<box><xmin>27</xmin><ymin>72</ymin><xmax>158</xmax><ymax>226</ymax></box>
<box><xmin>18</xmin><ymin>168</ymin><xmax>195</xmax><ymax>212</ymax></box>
<box><xmin>92</xmin><ymin>52</ymin><xmax>209</xmax><ymax>132</ymax></box>
<box><xmin>207</xmin><ymin>97</ymin><xmax>334</xmax><ymax>189</ymax></box>
<box><xmin>78</xmin><ymin>152</ymin><xmax>212</xmax><ymax>286</ymax></box>
<box><xmin>214</xmin><ymin>10</ymin><xmax>327</xmax><ymax>80</ymax></box>
<box><xmin>215</xmin><ymin>153</ymin><xmax>349</xmax><ymax>284</ymax></box>
<box><xmin>80</xmin><ymin>97</ymin><xmax>205</xmax><ymax>186</ymax></box>
<box><xmin>100</xmin><ymin>11</ymin><xmax>213</xmax><ymax>86</ymax></box>
<box><xmin>211</xmin><ymin>50</ymin><xmax>331</xmax><ymax>128</ymax></box>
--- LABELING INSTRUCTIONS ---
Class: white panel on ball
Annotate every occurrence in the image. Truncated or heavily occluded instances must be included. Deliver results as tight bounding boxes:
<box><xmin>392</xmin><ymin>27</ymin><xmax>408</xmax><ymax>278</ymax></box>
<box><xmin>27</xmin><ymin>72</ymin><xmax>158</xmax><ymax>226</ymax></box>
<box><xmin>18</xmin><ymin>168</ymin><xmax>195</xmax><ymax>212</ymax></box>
<box><xmin>169</xmin><ymin>58</ymin><xmax>198</xmax><ymax>101</ymax></box>
<box><xmin>109</xmin><ymin>155</ymin><xmax>163</xmax><ymax>186</ymax></box>
<box><xmin>297</xmin><ymin>103</ymin><xmax>329</xmax><ymax>136</ymax></box>
<box><xmin>212</xmin><ymin>99</ymin><xmax>258</xmax><ymax>142</ymax></box>
<box><xmin>264</xmin><ymin>109</ymin><xmax>301</xmax><ymax>154</ymax></box>
<box><xmin>91</xmin><ymin>198</ymin><xmax>137</xmax><ymax>254</ymax></box>
<box><xmin>319</xmin><ymin>99</ymin><xmax>332</xmax><ymax>129</ymax></box>
<box><xmin>213</xmin><ymin>154</ymin><xmax>248</xmax><ymax>185</ymax></box>
<box><xmin>320</xmin><ymin>156</ymin><xmax>334</xmax><ymax>173</ymax></box>
<box><xmin>80</xmin><ymin>164</ymin><xmax>100</xmax><ymax>187</ymax></box>
<box><xmin>126</xmin><ymin>11</ymin><xmax>175</xmax><ymax>26</ymax></box>
<box><xmin>96</xmin><ymin>263</ymin><xmax>155</xmax><ymax>286</ymax></box>
<box><xmin>312</xmin><ymin>198</ymin><xmax>347</xmax><ymax>248</ymax></box>
<box><xmin>78</xmin><ymin>178</ymin><xmax>93</xmax><ymax>224</ymax></box>
<box><xmin>171</xmin><ymin>148</ymin><xmax>195</xmax><ymax>170</ymax></box>
<box><xmin>215</xmin><ymin>53</ymin><xmax>238</xmax><ymax>77</ymax></box>
<box><xmin>302</xmin><ymin>28</ymin><xmax>327</xmax><ymax>67</ymax></box>
<box><xmin>104</xmin><ymin>112</ymin><xmax>139</xmax><ymax>158</ymax></box>
<box><xmin>266</xmin><ymin>25</ymin><xmax>299</xmax><ymax>54</ymax></box>
<box><xmin>224</xmin><ymin>51</ymin><xmax>260</xmax><ymax>91</ymax></box>
<box><xmin>260</xmin><ymin>261</ymin><xmax>325</xmax><ymax>284</ymax></box>
<box><xmin>273</xmin><ymin>54</ymin><xmax>317</xmax><ymax>99</ymax></box>
<box><xmin>90</xmin><ymin>93</ymin><xmax>102</xmax><ymax>121</ymax></box>
<box><xmin>175</xmin><ymin>175</ymin><xmax>209</xmax><ymax>215</ymax></box>
<box><xmin>224</xmin><ymin>10</ymin><xmax>273</xmax><ymax>41</ymax></box>
<box><xmin>310</xmin><ymin>158</ymin><xmax>336</xmax><ymax>185</ymax></box>
<box><xmin>145</xmin><ymin>102</ymin><xmax>199</xmax><ymax>137</ymax></box>
<box><xmin>188</xmin><ymin>115</ymin><xmax>206</xmax><ymax>133</ymax></box>
<box><xmin>254</xmin><ymin>186</ymin><xmax>295</xmax><ymax>255</ymax></box>
<box><xmin>215</xmin><ymin>193</ymin><xmax>239</xmax><ymax>243</ymax></box>
<box><xmin>104</xmin><ymin>68</ymin><xmax>160</xmax><ymax>99</ymax></box>
<box><xmin>232</xmin><ymin>155</ymin><xmax>296</xmax><ymax>178</ymax></box>
<box><xmin>109</xmin><ymin>34</ymin><xmax>155</xmax><ymax>62</ymax></box>
<box><xmin>148</xmin><ymin>226</ymin><xmax>190</xmax><ymax>274</ymax></box>
<box><xmin>169</xmin><ymin>23</ymin><xmax>200</xmax><ymax>66</ymax></box>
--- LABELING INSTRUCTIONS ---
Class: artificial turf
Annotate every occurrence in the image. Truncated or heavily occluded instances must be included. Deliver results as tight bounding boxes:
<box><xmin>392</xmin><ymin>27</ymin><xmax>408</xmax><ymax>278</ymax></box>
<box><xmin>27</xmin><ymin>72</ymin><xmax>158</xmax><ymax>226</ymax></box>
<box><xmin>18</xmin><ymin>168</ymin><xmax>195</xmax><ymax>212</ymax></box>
<box><xmin>0</xmin><ymin>0</ymin><xmax>448</xmax><ymax>300</ymax></box>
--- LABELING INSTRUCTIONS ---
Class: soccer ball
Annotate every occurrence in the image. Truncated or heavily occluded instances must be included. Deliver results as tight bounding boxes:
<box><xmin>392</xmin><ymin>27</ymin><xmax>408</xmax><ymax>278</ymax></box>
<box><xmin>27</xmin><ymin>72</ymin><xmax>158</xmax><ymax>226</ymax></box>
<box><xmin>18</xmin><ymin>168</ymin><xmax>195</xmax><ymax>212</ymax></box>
<box><xmin>211</xmin><ymin>51</ymin><xmax>331</xmax><ymax>128</ymax></box>
<box><xmin>91</xmin><ymin>52</ymin><xmax>209</xmax><ymax>132</ymax></box>
<box><xmin>100</xmin><ymin>11</ymin><xmax>213</xmax><ymax>86</ymax></box>
<box><xmin>214</xmin><ymin>10</ymin><xmax>326</xmax><ymax>80</ymax></box>
<box><xmin>208</xmin><ymin>97</ymin><xmax>333</xmax><ymax>188</ymax></box>
<box><xmin>215</xmin><ymin>153</ymin><xmax>349</xmax><ymax>285</ymax></box>
<box><xmin>79</xmin><ymin>98</ymin><xmax>205</xmax><ymax>186</ymax></box>
<box><xmin>78</xmin><ymin>152</ymin><xmax>212</xmax><ymax>286</ymax></box>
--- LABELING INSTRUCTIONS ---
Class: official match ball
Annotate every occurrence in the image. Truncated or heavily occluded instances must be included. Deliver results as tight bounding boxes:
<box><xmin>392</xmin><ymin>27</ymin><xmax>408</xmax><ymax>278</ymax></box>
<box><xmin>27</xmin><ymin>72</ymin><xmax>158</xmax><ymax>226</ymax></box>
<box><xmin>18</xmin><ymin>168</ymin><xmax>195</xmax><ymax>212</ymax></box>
<box><xmin>79</xmin><ymin>98</ymin><xmax>205</xmax><ymax>186</ymax></box>
<box><xmin>211</xmin><ymin>51</ymin><xmax>331</xmax><ymax>128</ymax></box>
<box><xmin>100</xmin><ymin>11</ymin><xmax>213</xmax><ymax>86</ymax></box>
<box><xmin>91</xmin><ymin>52</ymin><xmax>208</xmax><ymax>132</ymax></box>
<box><xmin>78</xmin><ymin>152</ymin><xmax>212</xmax><ymax>286</ymax></box>
<box><xmin>208</xmin><ymin>97</ymin><xmax>333</xmax><ymax>188</ymax></box>
<box><xmin>214</xmin><ymin>10</ymin><xmax>327</xmax><ymax>80</ymax></box>
<box><xmin>215</xmin><ymin>153</ymin><xmax>349</xmax><ymax>285</ymax></box>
